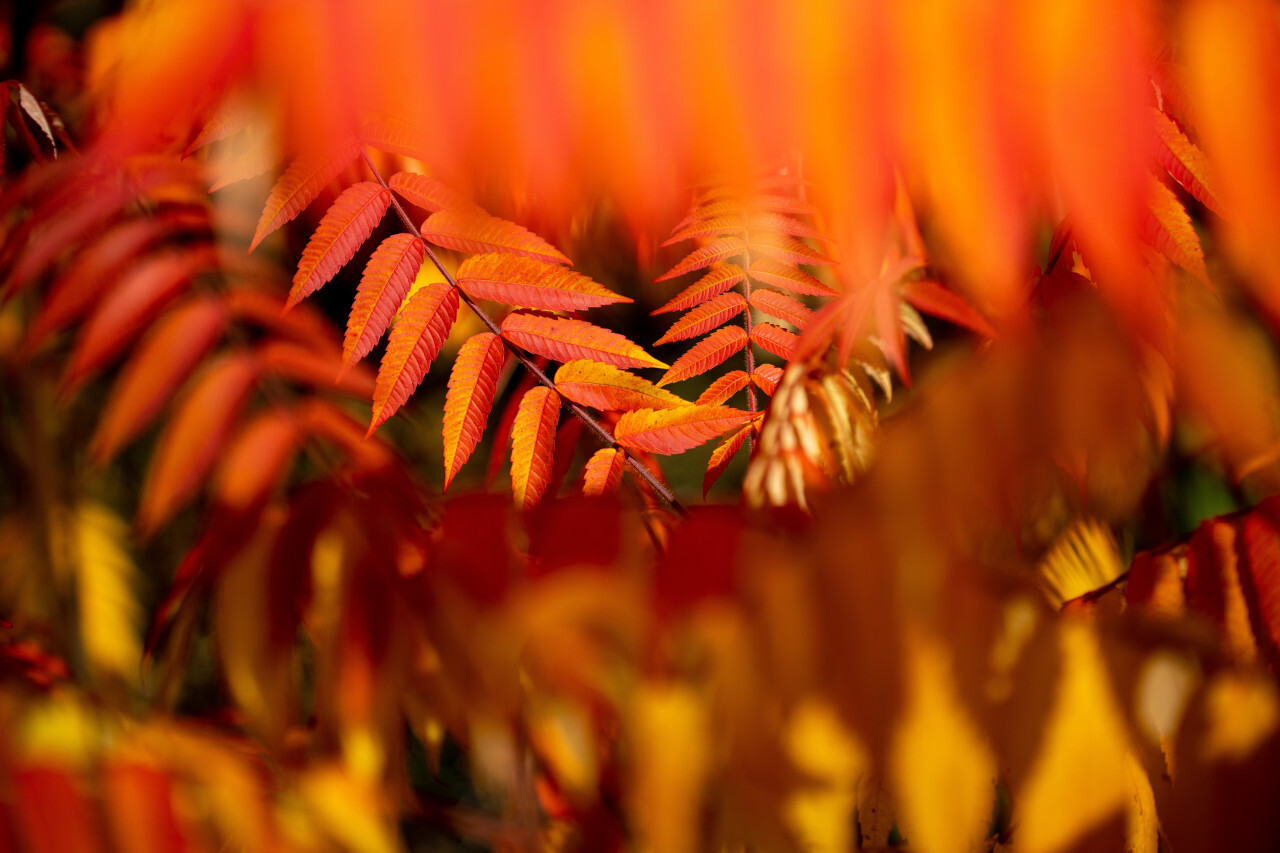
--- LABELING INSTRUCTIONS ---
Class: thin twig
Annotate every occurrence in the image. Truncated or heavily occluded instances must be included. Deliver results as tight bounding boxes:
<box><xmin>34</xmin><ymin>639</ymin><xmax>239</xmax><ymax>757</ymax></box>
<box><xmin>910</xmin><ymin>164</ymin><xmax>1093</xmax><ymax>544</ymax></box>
<box><xmin>361</xmin><ymin>151</ymin><xmax>687</xmax><ymax>517</ymax></box>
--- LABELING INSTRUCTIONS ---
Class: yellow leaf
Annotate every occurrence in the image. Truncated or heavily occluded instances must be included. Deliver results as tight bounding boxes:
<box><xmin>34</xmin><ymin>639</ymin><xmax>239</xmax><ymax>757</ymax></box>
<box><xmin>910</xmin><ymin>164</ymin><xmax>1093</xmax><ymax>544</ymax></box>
<box><xmin>1201</xmin><ymin>670</ymin><xmax>1280</xmax><ymax>763</ymax></box>
<box><xmin>74</xmin><ymin>502</ymin><xmax>141</xmax><ymax>682</ymax></box>
<box><xmin>783</xmin><ymin>699</ymin><xmax>868</xmax><ymax>853</ymax></box>
<box><xmin>629</xmin><ymin>684</ymin><xmax>710</xmax><ymax>853</ymax></box>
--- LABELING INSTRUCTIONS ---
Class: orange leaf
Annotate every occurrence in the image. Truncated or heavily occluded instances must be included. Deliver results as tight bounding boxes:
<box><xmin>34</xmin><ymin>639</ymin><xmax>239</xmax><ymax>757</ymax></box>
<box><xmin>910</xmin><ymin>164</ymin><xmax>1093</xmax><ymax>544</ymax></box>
<box><xmin>457</xmin><ymin>253</ymin><xmax>631</xmax><ymax>311</ymax></box>
<box><xmin>651</xmin><ymin>264</ymin><xmax>747</xmax><ymax>315</ymax></box>
<box><xmin>553</xmin><ymin>360</ymin><xmax>687</xmax><ymax>411</ymax></box>
<box><xmin>696</xmin><ymin>371</ymin><xmax>750</xmax><ymax>407</ymax></box>
<box><xmin>747</xmin><ymin>233</ymin><xmax>833</xmax><ymax>267</ymax></box>
<box><xmin>369</xmin><ymin>281</ymin><xmax>460</xmax><ymax>435</ymax></box>
<box><xmin>1151</xmin><ymin>108</ymin><xmax>1223</xmax><ymax>215</ymax></box>
<box><xmin>295</xmin><ymin>399</ymin><xmax>394</xmax><ymax>471</ymax></box>
<box><xmin>748</xmin><ymin>259</ymin><xmax>837</xmax><ymax>296</ymax></box>
<box><xmin>614</xmin><ymin>405</ymin><xmax>753</xmax><ymax>455</ymax></box>
<box><xmin>704</xmin><ymin>421</ymin><xmax>756</xmax><ymax>495</ymax></box>
<box><xmin>250</xmin><ymin>139</ymin><xmax>361</xmax><ymax>251</ymax></box>
<box><xmin>501</xmin><ymin>313</ymin><xmax>666</xmax><ymax>370</ymax></box>
<box><xmin>287</xmin><ymin>182</ymin><xmax>391</xmax><ymax>308</ymax></box>
<box><xmin>658</xmin><ymin>326</ymin><xmax>748</xmax><ymax>386</ymax></box>
<box><xmin>90</xmin><ymin>296</ymin><xmax>228</xmax><ymax>463</ymax></box>
<box><xmin>421</xmin><ymin>209</ymin><xmax>570</xmax><ymax>265</ymax></box>
<box><xmin>443</xmin><ymin>333</ymin><xmax>507</xmax><ymax>489</ymax></box>
<box><xmin>1145</xmin><ymin>176</ymin><xmax>1209</xmax><ymax>284</ymax></box>
<box><xmin>213</xmin><ymin>408</ymin><xmax>300</xmax><ymax>511</ymax></box>
<box><xmin>654</xmin><ymin>237</ymin><xmax>747</xmax><ymax>282</ymax></box>
<box><xmin>675</xmin><ymin>195</ymin><xmax>817</xmax><ymax>230</ymax></box>
<box><xmin>510</xmin><ymin>386</ymin><xmax>561</xmax><ymax>510</ymax></box>
<box><xmin>63</xmin><ymin>248</ymin><xmax>215</xmax><ymax>394</ymax></box>
<box><xmin>255</xmin><ymin>340</ymin><xmax>375</xmax><ymax>398</ymax></box>
<box><xmin>389</xmin><ymin>171</ymin><xmax>482</xmax><ymax>213</ymax></box>
<box><xmin>583</xmin><ymin>448</ymin><xmax>626</xmax><ymax>497</ymax></box>
<box><xmin>138</xmin><ymin>354</ymin><xmax>259</xmax><ymax>533</ymax></box>
<box><xmin>662</xmin><ymin>212</ymin><xmax>828</xmax><ymax>246</ymax></box>
<box><xmin>344</xmin><ymin>234</ymin><xmax>426</xmax><ymax>364</ymax></box>
<box><xmin>655</xmin><ymin>293</ymin><xmax>746</xmax><ymax>345</ymax></box>
<box><xmin>749</xmin><ymin>290</ymin><xmax>812</xmax><ymax>329</ymax></box>
<box><xmin>900</xmin><ymin>280</ymin><xmax>997</xmax><ymax>339</ymax></box>
<box><xmin>751</xmin><ymin>324</ymin><xmax>798</xmax><ymax>360</ymax></box>
<box><xmin>751</xmin><ymin>364</ymin><xmax>784</xmax><ymax>396</ymax></box>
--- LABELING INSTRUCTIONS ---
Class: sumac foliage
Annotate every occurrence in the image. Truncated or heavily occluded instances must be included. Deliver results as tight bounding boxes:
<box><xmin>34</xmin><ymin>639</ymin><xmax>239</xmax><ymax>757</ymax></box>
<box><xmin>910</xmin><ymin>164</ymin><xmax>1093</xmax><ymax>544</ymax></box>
<box><xmin>2</xmin><ymin>3</ymin><xmax>1280</xmax><ymax>853</ymax></box>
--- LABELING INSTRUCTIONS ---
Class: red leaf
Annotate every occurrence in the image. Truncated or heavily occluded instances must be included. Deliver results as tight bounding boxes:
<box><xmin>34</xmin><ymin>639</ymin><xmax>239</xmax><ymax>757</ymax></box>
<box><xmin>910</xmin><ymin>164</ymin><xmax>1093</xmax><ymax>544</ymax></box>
<box><xmin>510</xmin><ymin>386</ymin><xmax>561</xmax><ymax>509</ymax></box>
<box><xmin>655</xmin><ymin>292</ymin><xmax>746</xmax><ymax>345</ymax></box>
<box><xmin>900</xmin><ymin>280</ymin><xmax>997</xmax><ymax>339</ymax></box>
<box><xmin>287</xmin><ymin>182</ymin><xmax>391</xmax><ymax>308</ymax></box>
<box><xmin>213</xmin><ymin>408</ymin><xmax>300</xmax><ymax>511</ymax></box>
<box><xmin>748</xmin><ymin>258</ymin><xmax>837</xmax><ymax>296</ymax></box>
<box><xmin>658</xmin><ymin>326</ymin><xmax>748</xmax><ymax>386</ymax></box>
<box><xmin>751</xmin><ymin>364</ymin><xmax>784</xmax><ymax>396</ymax></box>
<box><xmin>651</xmin><ymin>264</ymin><xmax>747</xmax><ymax>315</ymax></box>
<box><xmin>389</xmin><ymin>171</ymin><xmax>482</xmax><ymax>213</ymax></box>
<box><xmin>443</xmin><ymin>333</ymin><xmax>507</xmax><ymax>489</ymax></box>
<box><xmin>750</xmin><ymin>324</ymin><xmax>798</xmax><ymax>360</ymax></box>
<box><xmin>250</xmin><ymin>140</ymin><xmax>361</xmax><ymax>251</ymax></box>
<box><xmin>421</xmin><ymin>209</ymin><xmax>570</xmax><ymax>265</ymax></box>
<box><xmin>696</xmin><ymin>371</ymin><xmax>751</xmax><ymax>407</ymax></box>
<box><xmin>747</xmin><ymin>232</ymin><xmax>834</xmax><ymax>266</ymax></box>
<box><xmin>501</xmin><ymin>313</ymin><xmax>666</xmax><ymax>370</ymax></box>
<box><xmin>704</xmin><ymin>421</ymin><xmax>756</xmax><ymax>495</ymax></box>
<box><xmin>663</xmin><ymin>212</ymin><xmax>829</xmax><ymax>246</ymax></box>
<box><xmin>90</xmin><ymin>296</ymin><xmax>229</xmax><ymax>463</ymax></box>
<box><xmin>138</xmin><ymin>354</ymin><xmax>259</xmax><ymax>533</ymax></box>
<box><xmin>344</xmin><ymin>234</ymin><xmax>426</xmax><ymax>364</ymax></box>
<box><xmin>749</xmin><ymin>290</ymin><xmax>812</xmax><ymax>329</ymax></box>
<box><xmin>583</xmin><ymin>448</ymin><xmax>627</xmax><ymax>497</ymax></box>
<box><xmin>654</xmin><ymin>237</ymin><xmax>747</xmax><ymax>282</ymax></box>
<box><xmin>614</xmin><ymin>405</ymin><xmax>753</xmax><ymax>454</ymax></box>
<box><xmin>1145</xmin><ymin>175</ymin><xmax>1210</xmax><ymax>285</ymax></box>
<box><xmin>1151</xmin><ymin>108</ymin><xmax>1223</xmax><ymax>215</ymax></box>
<box><xmin>553</xmin><ymin>360</ymin><xmax>687</xmax><ymax>411</ymax></box>
<box><xmin>255</xmin><ymin>340</ymin><xmax>375</xmax><ymax>398</ymax></box>
<box><xmin>675</xmin><ymin>195</ymin><xmax>817</xmax><ymax>230</ymax></box>
<box><xmin>457</xmin><ymin>253</ymin><xmax>631</xmax><ymax>311</ymax></box>
<box><xmin>368</xmin><ymin>281</ymin><xmax>460</xmax><ymax>435</ymax></box>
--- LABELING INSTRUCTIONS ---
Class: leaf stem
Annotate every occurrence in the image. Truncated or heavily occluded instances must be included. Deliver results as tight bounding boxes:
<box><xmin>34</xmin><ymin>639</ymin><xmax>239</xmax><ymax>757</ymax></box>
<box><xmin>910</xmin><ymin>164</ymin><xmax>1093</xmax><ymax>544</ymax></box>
<box><xmin>740</xmin><ymin>218</ymin><xmax>758</xmax><ymax>454</ymax></box>
<box><xmin>361</xmin><ymin>151</ymin><xmax>687</xmax><ymax>517</ymax></box>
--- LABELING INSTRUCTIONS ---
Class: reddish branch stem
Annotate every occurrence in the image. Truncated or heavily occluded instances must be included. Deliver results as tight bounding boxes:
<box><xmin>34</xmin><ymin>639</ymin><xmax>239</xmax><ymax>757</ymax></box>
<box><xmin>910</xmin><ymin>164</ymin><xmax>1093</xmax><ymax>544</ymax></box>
<box><xmin>360</xmin><ymin>151</ymin><xmax>687</xmax><ymax>517</ymax></box>
<box><xmin>739</xmin><ymin>219</ymin><xmax>758</xmax><ymax>454</ymax></box>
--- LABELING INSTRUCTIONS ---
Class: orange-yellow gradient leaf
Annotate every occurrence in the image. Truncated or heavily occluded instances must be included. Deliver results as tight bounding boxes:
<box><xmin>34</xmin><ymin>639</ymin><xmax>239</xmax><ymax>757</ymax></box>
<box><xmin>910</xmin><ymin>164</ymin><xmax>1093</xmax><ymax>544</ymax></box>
<box><xmin>510</xmin><ymin>386</ymin><xmax>561</xmax><ymax>510</ymax></box>
<box><xmin>421</xmin><ymin>209</ymin><xmax>570</xmax><ymax>265</ymax></box>
<box><xmin>368</xmin><ymin>280</ymin><xmax>460</xmax><ymax>435</ymax></box>
<box><xmin>442</xmin><ymin>332</ymin><xmax>507</xmax><ymax>490</ymax></box>
<box><xmin>752</xmin><ymin>364</ymin><xmax>784</xmax><ymax>395</ymax></box>
<box><xmin>900</xmin><ymin>280</ymin><xmax>997</xmax><ymax>339</ymax></box>
<box><xmin>90</xmin><ymin>296</ymin><xmax>228</xmax><ymax>463</ymax></box>
<box><xmin>662</xmin><ymin>212</ymin><xmax>827</xmax><ymax>246</ymax></box>
<box><xmin>676</xmin><ymin>195</ymin><xmax>817</xmax><ymax>230</ymax></box>
<box><xmin>345</xmin><ymin>234</ymin><xmax>426</xmax><ymax>364</ymax></box>
<box><xmin>628</xmin><ymin>685</ymin><xmax>710</xmax><ymax>853</ymax></box>
<box><xmin>501</xmin><ymin>313</ymin><xmax>666</xmax><ymax>370</ymax></box>
<box><xmin>654</xmin><ymin>237</ymin><xmax>748</xmax><ymax>282</ymax></box>
<box><xmin>388</xmin><ymin>171</ymin><xmax>482</xmax><ymax>214</ymax></box>
<box><xmin>582</xmin><ymin>447</ymin><xmax>626</xmax><ymax>497</ymax></box>
<box><xmin>655</xmin><ymin>292</ymin><xmax>746</xmax><ymax>345</ymax></box>
<box><xmin>749</xmin><ymin>259</ymin><xmax>838</xmax><ymax>297</ymax></box>
<box><xmin>288</xmin><ymin>182</ymin><xmax>391</xmax><ymax>308</ymax></box>
<box><xmin>696</xmin><ymin>370</ymin><xmax>751</xmax><ymax>407</ymax></box>
<box><xmin>1151</xmin><ymin>109</ymin><xmax>1223</xmax><ymax>216</ymax></box>
<box><xmin>75</xmin><ymin>502</ymin><xmax>143</xmax><ymax>681</ymax></box>
<box><xmin>212</xmin><ymin>409</ymin><xmax>300</xmax><ymax>512</ymax></box>
<box><xmin>747</xmin><ymin>232</ymin><xmax>833</xmax><ymax>267</ymax></box>
<box><xmin>658</xmin><ymin>325</ymin><xmax>748</xmax><ymax>386</ymax></box>
<box><xmin>614</xmin><ymin>405</ymin><xmax>753</xmax><ymax>454</ymax></box>
<box><xmin>1145</xmin><ymin>176</ymin><xmax>1210</xmax><ymax>285</ymax></box>
<box><xmin>703</xmin><ymin>420</ymin><xmax>755</xmax><ymax>495</ymax></box>
<box><xmin>250</xmin><ymin>140</ymin><xmax>361</xmax><ymax>251</ymax></box>
<box><xmin>553</xmin><ymin>360</ymin><xmax>687</xmax><ymax>411</ymax></box>
<box><xmin>750</xmin><ymin>290</ymin><xmax>813</xmax><ymax>329</ymax></box>
<box><xmin>750</xmin><ymin>323</ymin><xmax>798</xmax><ymax>360</ymax></box>
<box><xmin>138</xmin><ymin>355</ymin><xmax>259</xmax><ymax>533</ymax></box>
<box><xmin>651</xmin><ymin>264</ymin><xmax>747</xmax><ymax>314</ymax></box>
<box><xmin>456</xmin><ymin>253</ymin><xmax>631</xmax><ymax>311</ymax></box>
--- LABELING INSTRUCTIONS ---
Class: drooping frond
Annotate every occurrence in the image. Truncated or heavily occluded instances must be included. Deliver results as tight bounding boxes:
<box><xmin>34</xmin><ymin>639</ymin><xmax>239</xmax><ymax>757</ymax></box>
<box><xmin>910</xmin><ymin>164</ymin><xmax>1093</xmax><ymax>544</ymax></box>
<box><xmin>250</xmin><ymin>140</ymin><xmax>361</xmax><ymax>251</ymax></box>
<box><xmin>212</xmin><ymin>409</ymin><xmax>300</xmax><ymax>512</ymax></box>
<box><xmin>456</xmin><ymin>253</ymin><xmax>631</xmax><ymax>311</ymax></box>
<box><xmin>288</xmin><ymin>182</ymin><xmax>391</xmax><ymax>308</ymax></box>
<box><xmin>388</xmin><ymin>171</ymin><xmax>483</xmax><ymax>214</ymax></box>
<box><xmin>500</xmin><ymin>313</ymin><xmax>666</xmax><ymax>370</ymax></box>
<box><xmin>651</xmin><ymin>265</ymin><xmax>747</xmax><ymax>315</ymax></box>
<box><xmin>654</xmin><ymin>292</ymin><xmax>746</xmax><ymax>345</ymax></box>
<box><xmin>749</xmin><ymin>290</ymin><xmax>812</xmax><ymax>330</ymax></box>
<box><xmin>748</xmin><ymin>259</ymin><xmax>837</xmax><ymax>296</ymax></box>
<box><xmin>509</xmin><ymin>387</ymin><xmax>561</xmax><ymax>509</ymax></box>
<box><xmin>368</xmin><ymin>281</ymin><xmax>460</xmax><ymax>435</ymax></box>
<box><xmin>613</xmin><ymin>406</ymin><xmax>753</xmax><ymax>454</ymax></box>
<box><xmin>657</xmin><ymin>326</ymin><xmax>748</xmax><ymax>386</ymax></box>
<box><xmin>420</xmin><ymin>209</ymin><xmax>570</xmax><ymax>265</ymax></box>
<box><xmin>344</xmin><ymin>234</ymin><xmax>426</xmax><ymax>364</ymax></box>
<box><xmin>582</xmin><ymin>448</ymin><xmax>626</xmax><ymax>497</ymax></box>
<box><xmin>695</xmin><ymin>371</ymin><xmax>751</xmax><ymax>407</ymax></box>
<box><xmin>553</xmin><ymin>361</ymin><xmax>687</xmax><ymax>411</ymax></box>
<box><xmin>442</xmin><ymin>332</ymin><xmax>507</xmax><ymax>490</ymax></box>
<box><xmin>654</xmin><ymin>237</ymin><xmax>747</xmax><ymax>282</ymax></box>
